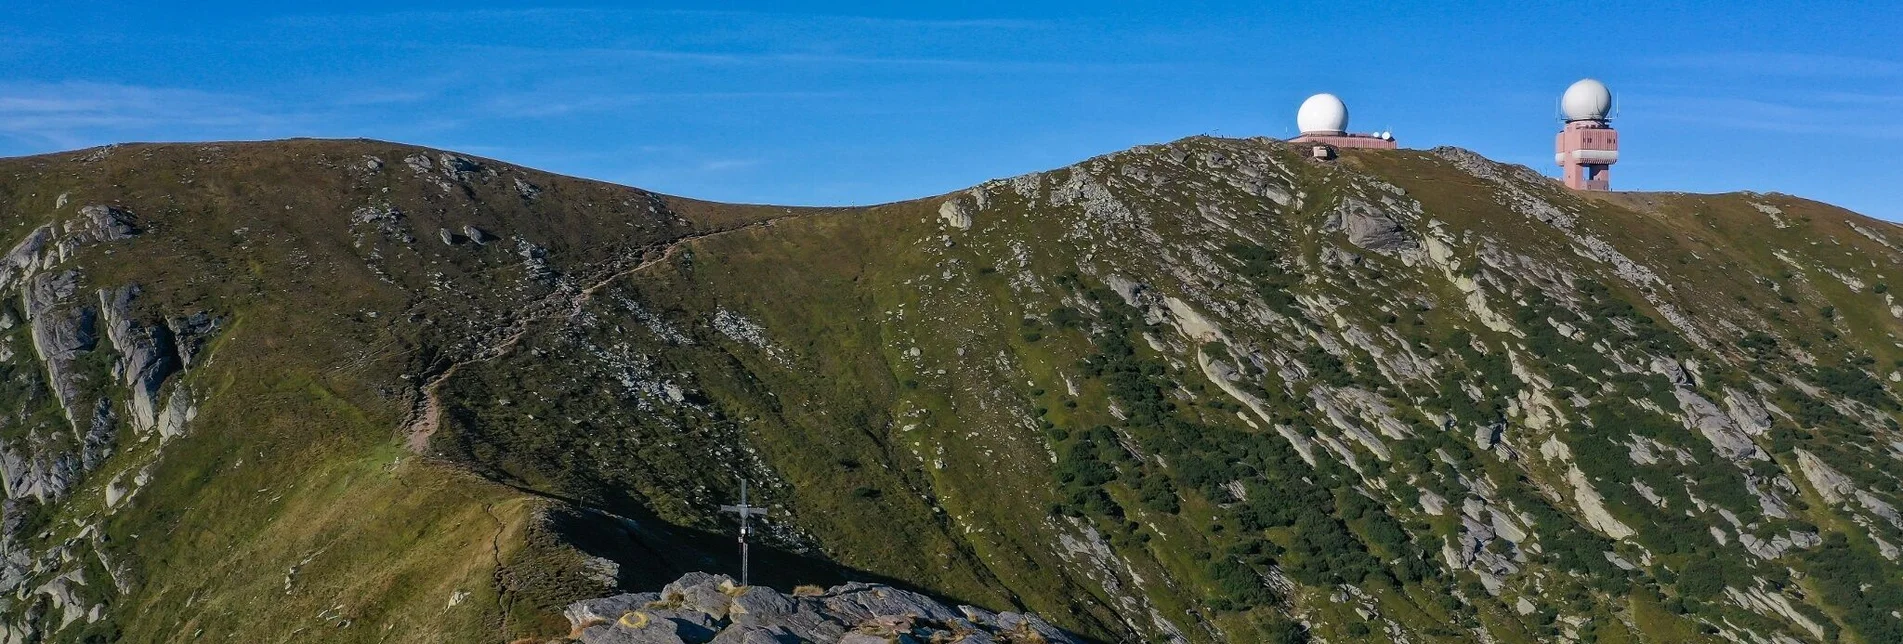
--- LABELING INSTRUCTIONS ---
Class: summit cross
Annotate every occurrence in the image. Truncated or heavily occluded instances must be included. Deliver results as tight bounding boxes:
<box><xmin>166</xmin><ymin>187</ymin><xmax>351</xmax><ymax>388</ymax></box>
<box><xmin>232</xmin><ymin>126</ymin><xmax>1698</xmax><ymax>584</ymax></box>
<box><xmin>718</xmin><ymin>479</ymin><xmax>769</xmax><ymax>586</ymax></box>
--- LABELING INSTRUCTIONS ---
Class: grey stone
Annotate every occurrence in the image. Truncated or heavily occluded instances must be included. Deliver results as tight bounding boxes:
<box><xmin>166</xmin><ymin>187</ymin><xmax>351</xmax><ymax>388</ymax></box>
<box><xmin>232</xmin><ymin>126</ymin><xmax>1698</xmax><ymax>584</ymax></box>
<box><xmin>1674</xmin><ymin>388</ymin><xmax>1764</xmax><ymax>461</ymax></box>
<box><xmin>1475</xmin><ymin>422</ymin><xmax>1501</xmax><ymax>451</ymax></box>
<box><xmin>707</xmin><ymin>625</ymin><xmax>798</xmax><ymax>644</ymax></box>
<box><xmin>165</xmin><ymin>311</ymin><xmax>220</xmax><ymax>369</ymax></box>
<box><xmin>728</xmin><ymin>585</ymin><xmax>796</xmax><ymax>625</ymax></box>
<box><xmin>0</xmin><ymin>446</ymin><xmax>80</xmax><ymax>502</ymax></box>
<box><xmin>99</xmin><ymin>285</ymin><xmax>179</xmax><ymax>437</ymax></box>
<box><xmin>818</xmin><ymin>581</ymin><xmax>962</xmax><ymax>625</ymax></box>
<box><xmin>438</xmin><ymin>154</ymin><xmax>484</xmax><ymax>180</ymax></box>
<box><xmin>660</xmin><ymin>572</ymin><xmax>735</xmax><ymax>620</ymax></box>
<box><xmin>576</xmin><ymin>607</ymin><xmax>715</xmax><ymax>644</ymax></box>
<box><xmin>26</xmin><ymin>271</ymin><xmax>97</xmax><ymax>422</ymax></box>
<box><xmin>1325</xmin><ymin>198</ymin><xmax>1418</xmax><ymax>255</ymax></box>
<box><xmin>566</xmin><ymin>592</ymin><xmax>661</xmax><ymax>631</ymax></box>
<box><xmin>570</xmin><ymin>573</ymin><xmax>1081</xmax><ymax>644</ymax></box>
<box><xmin>1319</xmin><ymin>245</ymin><xmax>1363</xmax><ymax>267</ymax></box>
<box><xmin>0</xmin><ymin>225</ymin><xmax>52</xmax><ymax>291</ymax></box>
<box><xmin>513</xmin><ymin>176</ymin><xmax>542</xmax><ymax>200</ymax></box>
<box><xmin>462</xmin><ymin>226</ymin><xmax>497</xmax><ymax>245</ymax></box>
<box><xmin>71</xmin><ymin>205</ymin><xmax>139</xmax><ymax>242</ymax></box>
<box><xmin>1723</xmin><ymin>387</ymin><xmax>1773</xmax><ymax>436</ymax></box>
<box><xmin>994</xmin><ymin>612</ymin><xmax>1073</xmax><ymax>643</ymax></box>
<box><xmin>80</xmin><ymin>397</ymin><xmax>115</xmax><ymax>471</ymax></box>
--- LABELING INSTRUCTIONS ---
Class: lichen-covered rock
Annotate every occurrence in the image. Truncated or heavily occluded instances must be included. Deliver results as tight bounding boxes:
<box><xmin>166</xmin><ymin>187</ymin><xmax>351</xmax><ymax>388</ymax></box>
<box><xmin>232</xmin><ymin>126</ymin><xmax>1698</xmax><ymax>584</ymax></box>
<box><xmin>567</xmin><ymin>573</ymin><xmax>1080</xmax><ymax>644</ymax></box>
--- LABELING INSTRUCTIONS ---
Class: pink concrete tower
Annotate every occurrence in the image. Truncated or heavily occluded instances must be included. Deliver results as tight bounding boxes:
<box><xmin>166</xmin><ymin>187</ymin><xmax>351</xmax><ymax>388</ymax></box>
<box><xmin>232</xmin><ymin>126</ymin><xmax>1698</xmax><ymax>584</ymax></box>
<box><xmin>1555</xmin><ymin>79</ymin><xmax>1618</xmax><ymax>191</ymax></box>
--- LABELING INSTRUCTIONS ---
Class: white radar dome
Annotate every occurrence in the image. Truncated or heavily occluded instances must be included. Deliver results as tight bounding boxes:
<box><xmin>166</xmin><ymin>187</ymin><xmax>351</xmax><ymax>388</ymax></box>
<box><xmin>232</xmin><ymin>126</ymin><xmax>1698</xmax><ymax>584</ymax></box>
<box><xmin>1297</xmin><ymin>93</ymin><xmax>1349</xmax><ymax>135</ymax></box>
<box><xmin>1561</xmin><ymin>79</ymin><xmax>1612</xmax><ymax>122</ymax></box>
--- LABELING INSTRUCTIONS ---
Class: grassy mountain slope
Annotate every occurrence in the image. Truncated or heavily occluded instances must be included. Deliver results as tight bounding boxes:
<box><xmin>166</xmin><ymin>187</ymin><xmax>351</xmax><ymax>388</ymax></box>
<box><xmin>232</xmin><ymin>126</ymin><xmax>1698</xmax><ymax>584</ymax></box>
<box><xmin>0</xmin><ymin>137</ymin><xmax>1898</xmax><ymax>643</ymax></box>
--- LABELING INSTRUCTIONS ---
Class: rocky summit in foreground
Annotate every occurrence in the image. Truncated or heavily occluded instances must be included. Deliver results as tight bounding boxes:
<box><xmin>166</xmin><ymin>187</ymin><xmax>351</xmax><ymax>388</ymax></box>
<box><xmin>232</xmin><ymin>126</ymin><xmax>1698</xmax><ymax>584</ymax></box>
<box><xmin>0</xmin><ymin>137</ymin><xmax>1898</xmax><ymax>643</ymax></box>
<box><xmin>565</xmin><ymin>572</ymin><xmax>1077</xmax><ymax>643</ymax></box>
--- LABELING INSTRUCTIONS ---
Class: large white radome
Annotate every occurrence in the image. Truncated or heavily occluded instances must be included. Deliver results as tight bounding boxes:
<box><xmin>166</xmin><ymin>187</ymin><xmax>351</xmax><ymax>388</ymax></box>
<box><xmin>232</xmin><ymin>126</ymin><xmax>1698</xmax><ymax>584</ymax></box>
<box><xmin>1561</xmin><ymin>79</ymin><xmax>1613</xmax><ymax>122</ymax></box>
<box><xmin>1297</xmin><ymin>94</ymin><xmax>1349</xmax><ymax>135</ymax></box>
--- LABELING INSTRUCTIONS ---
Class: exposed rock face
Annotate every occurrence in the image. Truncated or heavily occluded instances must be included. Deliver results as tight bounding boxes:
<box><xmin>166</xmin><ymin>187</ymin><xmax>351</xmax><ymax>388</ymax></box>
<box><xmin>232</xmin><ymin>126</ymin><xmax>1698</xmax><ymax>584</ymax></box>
<box><xmin>1325</xmin><ymin>198</ymin><xmax>1418</xmax><ymax>255</ymax></box>
<box><xmin>70</xmin><ymin>205</ymin><xmax>139</xmax><ymax>242</ymax></box>
<box><xmin>566</xmin><ymin>573</ymin><xmax>1079</xmax><ymax>644</ymax></box>
<box><xmin>25</xmin><ymin>270</ymin><xmax>96</xmax><ymax>421</ymax></box>
<box><xmin>1674</xmin><ymin>389</ymin><xmax>1765</xmax><ymax>461</ymax></box>
<box><xmin>1795</xmin><ymin>449</ymin><xmax>1857</xmax><ymax>504</ymax></box>
<box><xmin>938</xmin><ymin>199</ymin><xmax>974</xmax><ymax>230</ymax></box>
<box><xmin>98</xmin><ymin>285</ymin><xmax>179</xmax><ymax>436</ymax></box>
<box><xmin>0</xmin><ymin>448</ymin><xmax>79</xmax><ymax>502</ymax></box>
<box><xmin>1722</xmin><ymin>388</ymin><xmax>1774</xmax><ymax>436</ymax></box>
<box><xmin>1568</xmin><ymin>466</ymin><xmax>1636</xmax><ymax>539</ymax></box>
<box><xmin>164</xmin><ymin>312</ymin><xmax>219</xmax><ymax>369</ymax></box>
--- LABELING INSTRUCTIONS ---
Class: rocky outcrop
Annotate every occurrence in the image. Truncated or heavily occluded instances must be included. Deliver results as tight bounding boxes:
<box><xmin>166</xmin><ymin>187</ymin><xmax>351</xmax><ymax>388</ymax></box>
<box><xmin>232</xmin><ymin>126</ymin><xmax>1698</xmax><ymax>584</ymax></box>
<box><xmin>938</xmin><ymin>199</ymin><xmax>974</xmax><ymax>230</ymax></box>
<box><xmin>565</xmin><ymin>572</ymin><xmax>1079</xmax><ymax>644</ymax></box>
<box><xmin>1324</xmin><ymin>198</ymin><xmax>1419</xmax><ymax>256</ymax></box>
<box><xmin>1722</xmin><ymin>388</ymin><xmax>1773</xmax><ymax>436</ymax></box>
<box><xmin>164</xmin><ymin>312</ymin><xmax>219</xmax><ymax>369</ymax></box>
<box><xmin>1723</xmin><ymin>585</ymin><xmax>1826</xmax><ymax>640</ymax></box>
<box><xmin>98</xmin><ymin>286</ymin><xmax>179</xmax><ymax>437</ymax></box>
<box><xmin>0</xmin><ymin>448</ymin><xmax>80</xmax><ymax>502</ymax></box>
<box><xmin>69</xmin><ymin>205</ymin><xmax>139</xmax><ymax>243</ymax></box>
<box><xmin>1568</xmin><ymin>466</ymin><xmax>1636</xmax><ymax>539</ymax></box>
<box><xmin>25</xmin><ymin>270</ymin><xmax>96</xmax><ymax>422</ymax></box>
<box><xmin>1794</xmin><ymin>449</ymin><xmax>1856</xmax><ymax>504</ymax></box>
<box><xmin>1674</xmin><ymin>389</ymin><xmax>1765</xmax><ymax>461</ymax></box>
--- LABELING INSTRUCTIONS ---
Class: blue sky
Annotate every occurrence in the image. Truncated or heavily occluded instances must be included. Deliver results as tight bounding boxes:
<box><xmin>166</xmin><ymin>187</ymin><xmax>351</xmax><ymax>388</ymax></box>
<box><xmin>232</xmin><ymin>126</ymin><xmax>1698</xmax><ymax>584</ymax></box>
<box><xmin>3</xmin><ymin>2</ymin><xmax>1898</xmax><ymax>218</ymax></box>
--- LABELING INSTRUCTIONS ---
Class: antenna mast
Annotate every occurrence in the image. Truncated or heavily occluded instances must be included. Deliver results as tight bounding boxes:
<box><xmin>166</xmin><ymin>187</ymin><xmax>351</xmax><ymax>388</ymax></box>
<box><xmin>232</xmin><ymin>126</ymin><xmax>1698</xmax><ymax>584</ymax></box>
<box><xmin>719</xmin><ymin>479</ymin><xmax>769</xmax><ymax>586</ymax></box>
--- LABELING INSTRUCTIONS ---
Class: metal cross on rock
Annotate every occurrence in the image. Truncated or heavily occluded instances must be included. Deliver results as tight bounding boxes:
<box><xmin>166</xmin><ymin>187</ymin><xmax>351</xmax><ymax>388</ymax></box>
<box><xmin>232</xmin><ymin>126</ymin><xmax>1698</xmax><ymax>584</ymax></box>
<box><xmin>718</xmin><ymin>479</ymin><xmax>769</xmax><ymax>586</ymax></box>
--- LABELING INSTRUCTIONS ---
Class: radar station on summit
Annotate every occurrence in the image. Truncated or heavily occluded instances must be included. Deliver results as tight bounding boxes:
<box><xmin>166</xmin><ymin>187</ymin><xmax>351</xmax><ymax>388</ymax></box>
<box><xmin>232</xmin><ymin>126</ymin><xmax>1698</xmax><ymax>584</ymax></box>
<box><xmin>1290</xmin><ymin>93</ymin><xmax>1396</xmax><ymax>158</ymax></box>
<box><xmin>1555</xmin><ymin>78</ymin><xmax>1619</xmax><ymax>191</ymax></box>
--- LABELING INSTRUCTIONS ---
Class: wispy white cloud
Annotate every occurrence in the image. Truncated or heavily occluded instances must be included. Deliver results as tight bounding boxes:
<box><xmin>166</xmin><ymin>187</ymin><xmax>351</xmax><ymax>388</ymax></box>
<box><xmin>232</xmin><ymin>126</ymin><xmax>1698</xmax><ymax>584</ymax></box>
<box><xmin>1645</xmin><ymin>52</ymin><xmax>1903</xmax><ymax>78</ymax></box>
<box><xmin>1636</xmin><ymin>94</ymin><xmax>1903</xmax><ymax>138</ymax></box>
<box><xmin>479</xmin><ymin>90</ymin><xmax>850</xmax><ymax>119</ymax></box>
<box><xmin>270</xmin><ymin>8</ymin><xmax>1054</xmax><ymax>33</ymax></box>
<box><xmin>0</xmin><ymin>82</ymin><xmax>286</xmax><ymax>149</ymax></box>
<box><xmin>697</xmin><ymin>158</ymin><xmax>760</xmax><ymax>171</ymax></box>
<box><xmin>447</xmin><ymin>43</ymin><xmax>1170</xmax><ymax>75</ymax></box>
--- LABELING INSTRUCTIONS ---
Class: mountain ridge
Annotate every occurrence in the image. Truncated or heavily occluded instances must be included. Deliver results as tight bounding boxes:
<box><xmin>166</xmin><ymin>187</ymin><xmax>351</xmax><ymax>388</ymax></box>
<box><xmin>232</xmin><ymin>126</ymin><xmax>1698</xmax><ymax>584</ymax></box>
<box><xmin>0</xmin><ymin>135</ymin><xmax>1896</xmax><ymax>643</ymax></box>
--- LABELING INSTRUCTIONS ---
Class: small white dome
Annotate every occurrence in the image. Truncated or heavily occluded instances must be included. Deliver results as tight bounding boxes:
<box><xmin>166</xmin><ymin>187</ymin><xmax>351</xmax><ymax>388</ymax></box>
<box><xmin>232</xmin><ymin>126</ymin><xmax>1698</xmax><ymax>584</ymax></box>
<box><xmin>1561</xmin><ymin>79</ymin><xmax>1612</xmax><ymax>122</ymax></box>
<box><xmin>1297</xmin><ymin>93</ymin><xmax>1349</xmax><ymax>135</ymax></box>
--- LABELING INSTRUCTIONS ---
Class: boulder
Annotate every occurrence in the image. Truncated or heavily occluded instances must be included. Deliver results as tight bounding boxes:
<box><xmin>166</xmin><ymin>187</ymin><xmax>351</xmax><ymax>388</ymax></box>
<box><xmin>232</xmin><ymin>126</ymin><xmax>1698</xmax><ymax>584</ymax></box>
<box><xmin>1325</xmin><ymin>199</ymin><xmax>1418</xmax><ymax>255</ymax></box>
<box><xmin>938</xmin><ymin>199</ymin><xmax>973</xmax><ymax>229</ymax></box>
<box><xmin>567</xmin><ymin>592</ymin><xmax>661</xmax><ymax>630</ymax></box>
<box><xmin>0</xmin><ymin>446</ymin><xmax>80</xmax><ymax>502</ymax></box>
<box><xmin>463</xmin><ymin>226</ymin><xmax>497</xmax><ymax>244</ymax></box>
<box><xmin>513</xmin><ymin>176</ymin><xmax>542</xmax><ymax>200</ymax></box>
<box><xmin>662</xmin><ymin>572</ymin><xmax>737</xmax><ymax>619</ymax></box>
